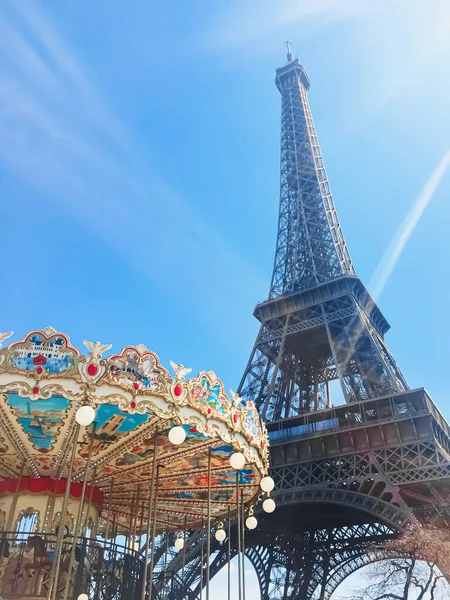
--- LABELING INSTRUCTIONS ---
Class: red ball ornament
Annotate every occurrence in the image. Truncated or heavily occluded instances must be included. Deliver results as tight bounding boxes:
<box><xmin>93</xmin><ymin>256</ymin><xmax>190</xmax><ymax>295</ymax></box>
<box><xmin>36</xmin><ymin>367</ymin><xmax>43</xmax><ymax>375</ymax></box>
<box><xmin>233</xmin><ymin>414</ymin><xmax>238</xmax><ymax>424</ymax></box>
<box><xmin>87</xmin><ymin>364</ymin><xmax>98</xmax><ymax>376</ymax></box>
<box><xmin>133</xmin><ymin>383</ymin><xmax>139</xmax><ymax>390</ymax></box>
<box><xmin>32</xmin><ymin>387</ymin><xmax>39</xmax><ymax>395</ymax></box>
<box><xmin>207</xmin><ymin>407</ymin><xmax>212</xmax><ymax>415</ymax></box>
<box><xmin>130</xmin><ymin>401</ymin><xmax>136</xmax><ymax>410</ymax></box>
<box><xmin>174</xmin><ymin>384</ymin><xmax>182</xmax><ymax>397</ymax></box>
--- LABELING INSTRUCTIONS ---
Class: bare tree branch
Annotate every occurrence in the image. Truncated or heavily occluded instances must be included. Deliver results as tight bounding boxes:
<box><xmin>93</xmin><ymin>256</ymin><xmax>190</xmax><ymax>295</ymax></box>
<box><xmin>339</xmin><ymin>525</ymin><xmax>450</xmax><ymax>600</ymax></box>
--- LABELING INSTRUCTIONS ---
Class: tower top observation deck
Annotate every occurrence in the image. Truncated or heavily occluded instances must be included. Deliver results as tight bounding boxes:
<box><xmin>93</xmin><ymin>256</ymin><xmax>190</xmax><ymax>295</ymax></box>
<box><xmin>276</xmin><ymin>42</ymin><xmax>311</xmax><ymax>91</ymax></box>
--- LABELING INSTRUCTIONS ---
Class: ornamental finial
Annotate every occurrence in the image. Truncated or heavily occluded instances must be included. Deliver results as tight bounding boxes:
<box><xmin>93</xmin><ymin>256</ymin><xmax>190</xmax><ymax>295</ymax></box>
<box><xmin>136</xmin><ymin>344</ymin><xmax>149</xmax><ymax>353</ymax></box>
<box><xmin>42</xmin><ymin>326</ymin><xmax>57</xmax><ymax>335</ymax></box>
<box><xmin>0</xmin><ymin>331</ymin><xmax>13</xmax><ymax>348</ymax></box>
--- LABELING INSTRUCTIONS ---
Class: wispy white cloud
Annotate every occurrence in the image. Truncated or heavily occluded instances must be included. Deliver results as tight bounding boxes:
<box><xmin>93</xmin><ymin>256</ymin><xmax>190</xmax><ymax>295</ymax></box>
<box><xmin>0</xmin><ymin>0</ymin><xmax>266</xmax><ymax>347</ymax></box>
<box><xmin>199</xmin><ymin>0</ymin><xmax>450</xmax><ymax>120</ymax></box>
<box><xmin>3</xmin><ymin>0</ymin><xmax>128</xmax><ymax>147</ymax></box>
<box><xmin>370</xmin><ymin>150</ymin><xmax>450</xmax><ymax>301</ymax></box>
<box><xmin>202</xmin><ymin>0</ymin><xmax>359</xmax><ymax>54</ymax></box>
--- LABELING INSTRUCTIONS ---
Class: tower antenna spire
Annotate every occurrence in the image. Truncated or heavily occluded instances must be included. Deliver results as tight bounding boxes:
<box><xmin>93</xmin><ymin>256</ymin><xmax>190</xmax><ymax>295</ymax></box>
<box><xmin>284</xmin><ymin>39</ymin><xmax>292</xmax><ymax>62</ymax></box>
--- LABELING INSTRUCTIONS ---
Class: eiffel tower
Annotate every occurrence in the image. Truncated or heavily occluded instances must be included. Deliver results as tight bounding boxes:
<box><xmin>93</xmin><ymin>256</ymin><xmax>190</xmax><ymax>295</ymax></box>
<box><xmin>154</xmin><ymin>46</ymin><xmax>450</xmax><ymax>600</ymax></box>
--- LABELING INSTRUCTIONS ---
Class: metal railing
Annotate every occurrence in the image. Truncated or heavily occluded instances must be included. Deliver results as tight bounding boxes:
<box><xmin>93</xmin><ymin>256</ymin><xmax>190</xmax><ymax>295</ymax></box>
<box><xmin>0</xmin><ymin>531</ymin><xmax>143</xmax><ymax>599</ymax></box>
<box><xmin>267</xmin><ymin>388</ymin><xmax>434</xmax><ymax>444</ymax></box>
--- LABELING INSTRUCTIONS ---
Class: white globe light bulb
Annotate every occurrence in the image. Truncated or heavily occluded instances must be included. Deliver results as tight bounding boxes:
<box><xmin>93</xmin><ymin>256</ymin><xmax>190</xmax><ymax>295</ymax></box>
<box><xmin>215</xmin><ymin>529</ymin><xmax>226</xmax><ymax>542</ymax></box>
<box><xmin>230</xmin><ymin>452</ymin><xmax>245</xmax><ymax>470</ymax></box>
<box><xmin>168</xmin><ymin>426</ymin><xmax>186</xmax><ymax>446</ymax></box>
<box><xmin>174</xmin><ymin>537</ymin><xmax>184</xmax><ymax>550</ymax></box>
<box><xmin>245</xmin><ymin>516</ymin><xmax>258</xmax><ymax>530</ymax></box>
<box><xmin>263</xmin><ymin>498</ymin><xmax>276</xmax><ymax>513</ymax></box>
<box><xmin>75</xmin><ymin>406</ymin><xmax>96</xmax><ymax>426</ymax></box>
<box><xmin>260</xmin><ymin>476</ymin><xmax>275</xmax><ymax>493</ymax></box>
<box><xmin>77</xmin><ymin>594</ymin><xmax>89</xmax><ymax>600</ymax></box>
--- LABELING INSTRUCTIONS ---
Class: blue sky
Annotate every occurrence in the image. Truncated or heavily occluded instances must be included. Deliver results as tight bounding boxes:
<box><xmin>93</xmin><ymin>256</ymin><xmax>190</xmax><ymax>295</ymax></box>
<box><xmin>1</xmin><ymin>0</ymin><xmax>450</xmax><ymax>597</ymax></box>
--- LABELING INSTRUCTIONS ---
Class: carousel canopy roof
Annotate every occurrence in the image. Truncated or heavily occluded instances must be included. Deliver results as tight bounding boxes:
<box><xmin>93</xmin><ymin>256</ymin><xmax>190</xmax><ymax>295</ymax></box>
<box><xmin>0</xmin><ymin>328</ymin><xmax>268</xmax><ymax>533</ymax></box>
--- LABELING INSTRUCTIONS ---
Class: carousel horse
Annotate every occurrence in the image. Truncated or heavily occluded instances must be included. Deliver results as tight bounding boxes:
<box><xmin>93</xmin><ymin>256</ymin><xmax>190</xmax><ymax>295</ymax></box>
<box><xmin>26</xmin><ymin>535</ymin><xmax>52</xmax><ymax>567</ymax></box>
<box><xmin>0</xmin><ymin>541</ymin><xmax>34</xmax><ymax>596</ymax></box>
<box><xmin>11</xmin><ymin>536</ymin><xmax>54</xmax><ymax>597</ymax></box>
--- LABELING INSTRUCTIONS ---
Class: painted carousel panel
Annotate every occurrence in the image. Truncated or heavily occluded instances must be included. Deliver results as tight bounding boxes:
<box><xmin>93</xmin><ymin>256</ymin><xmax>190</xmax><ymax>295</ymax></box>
<box><xmin>79</xmin><ymin>403</ymin><xmax>150</xmax><ymax>459</ymax></box>
<box><xmin>9</xmin><ymin>331</ymin><xmax>79</xmax><ymax>375</ymax></box>
<box><xmin>5</xmin><ymin>394</ymin><xmax>69</xmax><ymax>450</ymax></box>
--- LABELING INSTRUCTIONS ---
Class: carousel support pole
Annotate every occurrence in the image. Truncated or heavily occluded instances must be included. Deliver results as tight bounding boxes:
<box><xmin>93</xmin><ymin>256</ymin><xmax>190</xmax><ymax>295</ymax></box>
<box><xmin>147</xmin><ymin>465</ymin><xmax>160</xmax><ymax>600</ymax></box>
<box><xmin>236</xmin><ymin>471</ymin><xmax>242</xmax><ymax>600</ymax></box>
<box><xmin>227</xmin><ymin>505</ymin><xmax>231</xmax><ymax>600</ymax></box>
<box><xmin>132</xmin><ymin>485</ymin><xmax>142</xmax><ymax>547</ymax></box>
<box><xmin>206</xmin><ymin>446</ymin><xmax>212</xmax><ymax>600</ymax></box>
<box><xmin>241</xmin><ymin>489</ymin><xmax>246</xmax><ymax>600</ymax></box>
<box><xmin>111</xmin><ymin>512</ymin><xmax>117</xmax><ymax>544</ymax></box>
<box><xmin>6</xmin><ymin>460</ymin><xmax>25</xmax><ymax>531</ymax></box>
<box><xmin>139</xmin><ymin>497</ymin><xmax>146</xmax><ymax>550</ymax></box>
<box><xmin>128</xmin><ymin>493</ymin><xmax>136</xmax><ymax>550</ymax></box>
<box><xmin>182</xmin><ymin>515</ymin><xmax>187</xmax><ymax>581</ymax></box>
<box><xmin>43</xmin><ymin>490</ymin><xmax>55</xmax><ymax>534</ymax></box>
<box><xmin>0</xmin><ymin>460</ymin><xmax>25</xmax><ymax>559</ymax></box>
<box><xmin>83</xmin><ymin>467</ymin><xmax>96</xmax><ymax>537</ymax></box>
<box><xmin>88</xmin><ymin>480</ymin><xmax>101</xmax><ymax>541</ymax></box>
<box><xmin>62</xmin><ymin>422</ymin><xmax>96</xmax><ymax>600</ymax></box>
<box><xmin>92</xmin><ymin>518</ymin><xmax>98</xmax><ymax>541</ymax></box>
<box><xmin>199</xmin><ymin>521</ymin><xmax>204</xmax><ymax>600</ymax></box>
<box><xmin>162</xmin><ymin>533</ymin><xmax>169</xmax><ymax>599</ymax></box>
<box><xmin>104</xmin><ymin>478</ymin><xmax>114</xmax><ymax>545</ymax></box>
<box><xmin>48</xmin><ymin>424</ymin><xmax>80</xmax><ymax>600</ymax></box>
<box><xmin>141</xmin><ymin>433</ymin><xmax>158</xmax><ymax>600</ymax></box>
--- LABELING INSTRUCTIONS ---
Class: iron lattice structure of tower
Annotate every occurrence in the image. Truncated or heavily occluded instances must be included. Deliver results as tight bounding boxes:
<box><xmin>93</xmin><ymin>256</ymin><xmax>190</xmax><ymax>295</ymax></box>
<box><xmin>153</xmin><ymin>49</ymin><xmax>450</xmax><ymax>600</ymax></box>
<box><xmin>238</xmin><ymin>52</ymin><xmax>408</xmax><ymax>421</ymax></box>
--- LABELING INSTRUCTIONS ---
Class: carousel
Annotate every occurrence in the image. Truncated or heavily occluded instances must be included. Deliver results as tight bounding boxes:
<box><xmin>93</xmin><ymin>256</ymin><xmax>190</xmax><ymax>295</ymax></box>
<box><xmin>0</xmin><ymin>328</ymin><xmax>274</xmax><ymax>600</ymax></box>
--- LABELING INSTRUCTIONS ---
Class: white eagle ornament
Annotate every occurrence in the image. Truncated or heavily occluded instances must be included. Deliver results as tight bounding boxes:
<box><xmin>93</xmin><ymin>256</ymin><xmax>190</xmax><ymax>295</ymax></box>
<box><xmin>170</xmin><ymin>361</ymin><xmax>192</xmax><ymax>381</ymax></box>
<box><xmin>83</xmin><ymin>339</ymin><xmax>112</xmax><ymax>360</ymax></box>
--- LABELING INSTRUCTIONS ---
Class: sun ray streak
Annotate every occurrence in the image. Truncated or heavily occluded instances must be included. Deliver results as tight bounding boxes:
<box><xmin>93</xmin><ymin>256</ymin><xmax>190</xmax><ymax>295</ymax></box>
<box><xmin>370</xmin><ymin>150</ymin><xmax>450</xmax><ymax>301</ymax></box>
